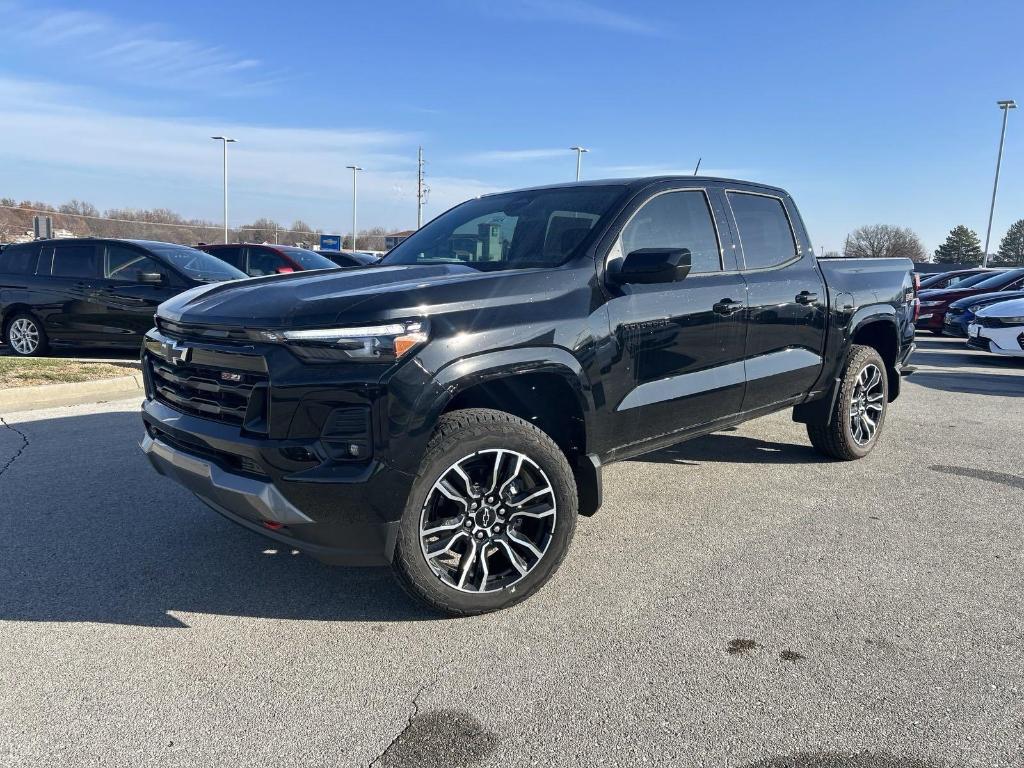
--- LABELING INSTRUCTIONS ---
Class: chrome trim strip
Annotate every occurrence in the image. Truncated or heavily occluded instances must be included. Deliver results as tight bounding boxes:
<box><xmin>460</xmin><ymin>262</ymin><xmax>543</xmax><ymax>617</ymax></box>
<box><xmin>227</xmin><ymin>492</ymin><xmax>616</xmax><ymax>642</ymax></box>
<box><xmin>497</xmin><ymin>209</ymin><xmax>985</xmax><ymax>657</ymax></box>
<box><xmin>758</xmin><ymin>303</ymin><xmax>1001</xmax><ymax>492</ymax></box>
<box><xmin>616</xmin><ymin>348</ymin><xmax>823</xmax><ymax>411</ymax></box>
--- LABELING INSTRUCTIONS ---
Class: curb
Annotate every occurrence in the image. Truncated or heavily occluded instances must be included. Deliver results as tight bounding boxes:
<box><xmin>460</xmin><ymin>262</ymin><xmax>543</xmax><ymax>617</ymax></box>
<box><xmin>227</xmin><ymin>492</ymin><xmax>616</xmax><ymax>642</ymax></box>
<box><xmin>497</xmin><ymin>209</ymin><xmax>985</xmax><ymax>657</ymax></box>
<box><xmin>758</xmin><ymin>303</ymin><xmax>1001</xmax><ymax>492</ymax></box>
<box><xmin>0</xmin><ymin>373</ymin><xmax>144</xmax><ymax>412</ymax></box>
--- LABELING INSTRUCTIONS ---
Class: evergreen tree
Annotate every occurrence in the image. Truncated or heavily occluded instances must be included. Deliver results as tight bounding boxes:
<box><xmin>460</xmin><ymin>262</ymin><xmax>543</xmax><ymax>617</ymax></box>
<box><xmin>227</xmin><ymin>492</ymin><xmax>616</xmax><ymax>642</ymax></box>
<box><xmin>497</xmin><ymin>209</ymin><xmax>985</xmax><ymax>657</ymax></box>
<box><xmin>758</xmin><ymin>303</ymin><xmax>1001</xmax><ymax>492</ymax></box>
<box><xmin>933</xmin><ymin>225</ymin><xmax>983</xmax><ymax>264</ymax></box>
<box><xmin>994</xmin><ymin>219</ymin><xmax>1024</xmax><ymax>266</ymax></box>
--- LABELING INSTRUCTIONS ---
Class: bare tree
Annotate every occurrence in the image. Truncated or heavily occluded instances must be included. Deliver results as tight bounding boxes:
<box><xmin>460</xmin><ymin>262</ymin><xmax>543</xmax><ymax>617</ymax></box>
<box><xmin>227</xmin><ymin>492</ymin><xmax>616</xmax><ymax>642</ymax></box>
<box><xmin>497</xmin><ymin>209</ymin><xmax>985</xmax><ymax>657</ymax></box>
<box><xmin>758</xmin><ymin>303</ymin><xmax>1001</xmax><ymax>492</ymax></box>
<box><xmin>843</xmin><ymin>225</ymin><xmax>927</xmax><ymax>262</ymax></box>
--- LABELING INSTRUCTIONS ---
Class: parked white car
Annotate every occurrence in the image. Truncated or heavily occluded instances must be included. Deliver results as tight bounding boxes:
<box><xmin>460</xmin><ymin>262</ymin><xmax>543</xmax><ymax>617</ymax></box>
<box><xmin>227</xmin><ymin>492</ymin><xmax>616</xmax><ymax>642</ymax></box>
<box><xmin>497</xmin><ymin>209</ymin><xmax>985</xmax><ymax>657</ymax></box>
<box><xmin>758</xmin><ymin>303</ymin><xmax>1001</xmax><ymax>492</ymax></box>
<box><xmin>967</xmin><ymin>297</ymin><xmax>1024</xmax><ymax>358</ymax></box>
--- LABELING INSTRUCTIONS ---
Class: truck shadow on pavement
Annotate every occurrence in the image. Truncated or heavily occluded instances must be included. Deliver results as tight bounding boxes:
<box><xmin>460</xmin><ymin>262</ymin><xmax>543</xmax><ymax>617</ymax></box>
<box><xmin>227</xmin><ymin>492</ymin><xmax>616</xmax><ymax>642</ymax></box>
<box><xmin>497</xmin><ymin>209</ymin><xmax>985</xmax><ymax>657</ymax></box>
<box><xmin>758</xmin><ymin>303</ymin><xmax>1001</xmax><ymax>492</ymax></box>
<box><xmin>0</xmin><ymin>410</ymin><xmax>438</xmax><ymax>627</ymax></box>
<box><xmin>634</xmin><ymin>430</ymin><xmax>826</xmax><ymax>466</ymax></box>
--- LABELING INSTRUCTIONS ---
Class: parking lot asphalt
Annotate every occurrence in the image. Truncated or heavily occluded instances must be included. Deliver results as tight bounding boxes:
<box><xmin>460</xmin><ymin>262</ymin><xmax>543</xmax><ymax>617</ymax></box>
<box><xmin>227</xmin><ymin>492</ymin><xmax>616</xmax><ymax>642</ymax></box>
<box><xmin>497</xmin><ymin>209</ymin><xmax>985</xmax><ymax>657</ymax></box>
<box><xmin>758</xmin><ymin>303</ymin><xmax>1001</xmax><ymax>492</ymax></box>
<box><xmin>1</xmin><ymin>335</ymin><xmax>1022</xmax><ymax>767</ymax></box>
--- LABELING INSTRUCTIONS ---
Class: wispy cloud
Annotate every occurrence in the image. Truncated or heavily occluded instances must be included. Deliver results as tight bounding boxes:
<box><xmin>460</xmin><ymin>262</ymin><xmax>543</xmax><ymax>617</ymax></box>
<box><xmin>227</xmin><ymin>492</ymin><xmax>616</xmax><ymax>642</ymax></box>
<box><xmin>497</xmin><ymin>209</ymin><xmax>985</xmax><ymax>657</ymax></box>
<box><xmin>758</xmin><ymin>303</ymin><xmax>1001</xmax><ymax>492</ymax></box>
<box><xmin>469</xmin><ymin>0</ymin><xmax>668</xmax><ymax>37</ymax></box>
<box><xmin>469</xmin><ymin>148</ymin><xmax>575</xmax><ymax>163</ymax></box>
<box><xmin>0</xmin><ymin>77</ymin><xmax>495</xmax><ymax>229</ymax></box>
<box><xmin>0</xmin><ymin>1</ymin><xmax>284</xmax><ymax>92</ymax></box>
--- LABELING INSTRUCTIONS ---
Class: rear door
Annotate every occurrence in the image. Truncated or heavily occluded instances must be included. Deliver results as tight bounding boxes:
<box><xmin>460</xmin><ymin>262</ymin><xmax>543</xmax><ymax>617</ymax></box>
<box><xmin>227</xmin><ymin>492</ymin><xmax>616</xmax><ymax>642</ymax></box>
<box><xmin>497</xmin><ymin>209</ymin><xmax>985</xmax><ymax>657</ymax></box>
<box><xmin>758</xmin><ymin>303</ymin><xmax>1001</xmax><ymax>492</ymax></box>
<box><xmin>43</xmin><ymin>242</ymin><xmax>106</xmax><ymax>342</ymax></box>
<box><xmin>725</xmin><ymin>189</ymin><xmax>827</xmax><ymax>411</ymax></box>
<box><xmin>604</xmin><ymin>186</ymin><xmax>748</xmax><ymax>444</ymax></box>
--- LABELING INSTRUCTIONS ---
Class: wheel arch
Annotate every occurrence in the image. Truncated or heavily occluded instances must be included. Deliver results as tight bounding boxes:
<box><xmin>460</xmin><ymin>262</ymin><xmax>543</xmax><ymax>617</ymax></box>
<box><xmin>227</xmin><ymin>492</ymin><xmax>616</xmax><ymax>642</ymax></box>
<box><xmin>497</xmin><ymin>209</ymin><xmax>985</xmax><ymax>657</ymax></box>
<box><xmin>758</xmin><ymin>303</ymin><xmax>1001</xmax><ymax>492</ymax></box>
<box><xmin>413</xmin><ymin>347</ymin><xmax>602</xmax><ymax>516</ymax></box>
<box><xmin>1</xmin><ymin>303</ymin><xmax>39</xmax><ymax>334</ymax></box>
<box><xmin>849</xmin><ymin>312</ymin><xmax>901</xmax><ymax>401</ymax></box>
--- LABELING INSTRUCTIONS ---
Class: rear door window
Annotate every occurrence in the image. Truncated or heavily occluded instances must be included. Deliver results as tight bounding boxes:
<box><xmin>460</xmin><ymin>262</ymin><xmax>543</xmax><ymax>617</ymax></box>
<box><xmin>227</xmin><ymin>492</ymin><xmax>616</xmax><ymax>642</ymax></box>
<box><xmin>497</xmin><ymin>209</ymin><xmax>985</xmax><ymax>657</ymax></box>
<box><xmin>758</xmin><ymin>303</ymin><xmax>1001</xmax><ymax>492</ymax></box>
<box><xmin>727</xmin><ymin>192</ymin><xmax>799</xmax><ymax>270</ymax></box>
<box><xmin>208</xmin><ymin>245</ymin><xmax>245</xmax><ymax>270</ymax></box>
<box><xmin>0</xmin><ymin>245</ymin><xmax>40</xmax><ymax>275</ymax></box>
<box><xmin>51</xmin><ymin>244</ymin><xmax>101</xmax><ymax>278</ymax></box>
<box><xmin>247</xmin><ymin>247</ymin><xmax>289</xmax><ymax>275</ymax></box>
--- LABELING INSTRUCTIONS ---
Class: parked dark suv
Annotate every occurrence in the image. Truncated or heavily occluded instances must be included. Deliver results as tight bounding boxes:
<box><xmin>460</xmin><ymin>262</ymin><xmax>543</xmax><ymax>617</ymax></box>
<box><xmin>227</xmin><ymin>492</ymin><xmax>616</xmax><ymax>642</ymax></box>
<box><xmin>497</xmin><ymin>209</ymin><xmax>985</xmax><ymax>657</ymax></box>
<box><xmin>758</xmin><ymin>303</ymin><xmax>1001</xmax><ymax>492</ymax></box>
<box><xmin>0</xmin><ymin>238</ymin><xmax>245</xmax><ymax>356</ymax></box>
<box><xmin>198</xmin><ymin>243</ymin><xmax>338</xmax><ymax>277</ymax></box>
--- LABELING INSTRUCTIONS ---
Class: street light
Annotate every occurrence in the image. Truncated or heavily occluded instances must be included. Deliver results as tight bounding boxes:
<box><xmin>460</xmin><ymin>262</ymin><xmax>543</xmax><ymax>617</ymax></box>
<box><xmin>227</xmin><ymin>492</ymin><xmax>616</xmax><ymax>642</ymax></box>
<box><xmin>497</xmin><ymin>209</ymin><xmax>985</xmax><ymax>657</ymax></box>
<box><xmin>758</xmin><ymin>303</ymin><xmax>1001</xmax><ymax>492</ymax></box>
<box><xmin>983</xmin><ymin>100</ymin><xmax>1016</xmax><ymax>266</ymax></box>
<box><xmin>346</xmin><ymin>165</ymin><xmax>363</xmax><ymax>251</ymax></box>
<box><xmin>211</xmin><ymin>136</ymin><xmax>236</xmax><ymax>244</ymax></box>
<box><xmin>569</xmin><ymin>146</ymin><xmax>589</xmax><ymax>181</ymax></box>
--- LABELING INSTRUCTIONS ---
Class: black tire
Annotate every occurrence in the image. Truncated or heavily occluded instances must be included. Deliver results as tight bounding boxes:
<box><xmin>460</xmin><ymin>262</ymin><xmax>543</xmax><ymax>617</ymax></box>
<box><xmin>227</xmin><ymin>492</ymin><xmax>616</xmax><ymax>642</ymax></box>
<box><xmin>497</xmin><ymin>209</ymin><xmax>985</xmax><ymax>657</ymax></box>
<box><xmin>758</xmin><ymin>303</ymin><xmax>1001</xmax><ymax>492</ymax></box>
<box><xmin>393</xmin><ymin>408</ymin><xmax>578</xmax><ymax>616</ymax></box>
<box><xmin>806</xmin><ymin>344</ymin><xmax>889</xmax><ymax>461</ymax></box>
<box><xmin>930</xmin><ymin>328</ymin><xmax>944</xmax><ymax>336</ymax></box>
<box><xmin>4</xmin><ymin>312</ymin><xmax>48</xmax><ymax>357</ymax></box>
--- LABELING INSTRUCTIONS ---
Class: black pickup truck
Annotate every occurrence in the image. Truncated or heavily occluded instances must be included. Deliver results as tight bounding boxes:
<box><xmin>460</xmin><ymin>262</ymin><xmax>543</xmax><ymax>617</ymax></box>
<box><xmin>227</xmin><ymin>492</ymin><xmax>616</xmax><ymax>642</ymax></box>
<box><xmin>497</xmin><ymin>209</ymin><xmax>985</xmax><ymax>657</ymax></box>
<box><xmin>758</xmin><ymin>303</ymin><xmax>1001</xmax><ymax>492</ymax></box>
<box><xmin>140</xmin><ymin>177</ymin><xmax>916</xmax><ymax>615</ymax></box>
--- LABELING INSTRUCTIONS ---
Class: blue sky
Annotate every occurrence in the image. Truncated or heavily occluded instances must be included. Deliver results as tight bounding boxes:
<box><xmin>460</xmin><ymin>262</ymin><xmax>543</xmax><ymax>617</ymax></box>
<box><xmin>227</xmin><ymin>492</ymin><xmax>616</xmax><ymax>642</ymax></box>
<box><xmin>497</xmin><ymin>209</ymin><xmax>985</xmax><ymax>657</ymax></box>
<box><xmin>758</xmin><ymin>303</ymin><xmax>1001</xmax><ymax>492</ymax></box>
<box><xmin>1</xmin><ymin>0</ymin><xmax>1022</xmax><ymax>252</ymax></box>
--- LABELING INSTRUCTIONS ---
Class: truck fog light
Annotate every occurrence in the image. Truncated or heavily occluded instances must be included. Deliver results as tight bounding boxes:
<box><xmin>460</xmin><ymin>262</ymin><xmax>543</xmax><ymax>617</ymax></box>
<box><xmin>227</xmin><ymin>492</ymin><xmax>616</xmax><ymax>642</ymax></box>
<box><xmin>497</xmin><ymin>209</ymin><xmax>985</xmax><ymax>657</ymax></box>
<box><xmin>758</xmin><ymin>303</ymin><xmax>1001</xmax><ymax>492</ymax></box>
<box><xmin>281</xmin><ymin>446</ymin><xmax>316</xmax><ymax>463</ymax></box>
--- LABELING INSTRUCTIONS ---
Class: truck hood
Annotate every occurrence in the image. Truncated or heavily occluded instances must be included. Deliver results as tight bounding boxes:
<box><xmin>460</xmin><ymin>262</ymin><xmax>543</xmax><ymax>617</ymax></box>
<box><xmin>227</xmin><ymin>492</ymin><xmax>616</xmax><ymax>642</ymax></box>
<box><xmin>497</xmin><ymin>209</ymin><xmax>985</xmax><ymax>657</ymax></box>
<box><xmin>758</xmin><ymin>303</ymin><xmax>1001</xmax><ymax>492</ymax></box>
<box><xmin>157</xmin><ymin>263</ymin><xmax>555</xmax><ymax>329</ymax></box>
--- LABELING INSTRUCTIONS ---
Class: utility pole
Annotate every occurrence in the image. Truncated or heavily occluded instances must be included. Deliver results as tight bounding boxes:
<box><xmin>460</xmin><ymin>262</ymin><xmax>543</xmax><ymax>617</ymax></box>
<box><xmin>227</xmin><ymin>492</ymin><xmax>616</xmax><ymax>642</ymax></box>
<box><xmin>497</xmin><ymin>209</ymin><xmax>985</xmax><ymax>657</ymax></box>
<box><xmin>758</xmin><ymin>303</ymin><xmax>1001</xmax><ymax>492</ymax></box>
<box><xmin>211</xmin><ymin>136</ymin><xmax>236</xmax><ymax>243</ymax></box>
<box><xmin>417</xmin><ymin>146</ymin><xmax>425</xmax><ymax>229</ymax></box>
<box><xmin>346</xmin><ymin>165</ymin><xmax>363</xmax><ymax>251</ymax></box>
<box><xmin>569</xmin><ymin>146</ymin><xmax>589</xmax><ymax>181</ymax></box>
<box><xmin>983</xmin><ymin>99</ymin><xmax>1017</xmax><ymax>267</ymax></box>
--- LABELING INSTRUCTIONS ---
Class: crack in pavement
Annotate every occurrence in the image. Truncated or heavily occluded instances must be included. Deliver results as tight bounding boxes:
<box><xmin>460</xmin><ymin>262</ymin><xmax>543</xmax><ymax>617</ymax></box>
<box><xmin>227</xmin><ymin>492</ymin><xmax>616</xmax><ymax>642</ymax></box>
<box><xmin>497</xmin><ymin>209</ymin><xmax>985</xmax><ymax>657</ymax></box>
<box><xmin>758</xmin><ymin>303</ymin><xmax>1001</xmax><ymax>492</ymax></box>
<box><xmin>368</xmin><ymin>678</ymin><xmax>434</xmax><ymax>768</ymax></box>
<box><xmin>0</xmin><ymin>417</ymin><xmax>29</xmax><ymax>480</ymax></box>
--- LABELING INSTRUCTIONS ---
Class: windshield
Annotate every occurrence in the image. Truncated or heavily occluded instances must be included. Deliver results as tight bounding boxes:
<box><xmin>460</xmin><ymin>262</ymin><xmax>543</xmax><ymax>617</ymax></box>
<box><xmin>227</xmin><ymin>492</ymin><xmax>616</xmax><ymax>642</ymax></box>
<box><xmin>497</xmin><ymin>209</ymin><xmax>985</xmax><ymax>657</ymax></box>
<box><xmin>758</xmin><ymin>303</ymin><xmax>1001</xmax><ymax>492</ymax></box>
<box><xmin>276</xmin><ymin>246</ymin><xmax>338</xmax><ymax>271</ymax></box>
<box><xmin>382</xmin><ymin>185</ymin><xmax>627</xmax><ymax>271</ymax></box>
<box><xmin>968</xmin><ymin>268</ymin><xmax>1024</xmax><ymax>290</ymax></box>
<box><xmin>144</xmin><ymin>242</ymin><xmax>246</xmax><ymax>282</ymax></box>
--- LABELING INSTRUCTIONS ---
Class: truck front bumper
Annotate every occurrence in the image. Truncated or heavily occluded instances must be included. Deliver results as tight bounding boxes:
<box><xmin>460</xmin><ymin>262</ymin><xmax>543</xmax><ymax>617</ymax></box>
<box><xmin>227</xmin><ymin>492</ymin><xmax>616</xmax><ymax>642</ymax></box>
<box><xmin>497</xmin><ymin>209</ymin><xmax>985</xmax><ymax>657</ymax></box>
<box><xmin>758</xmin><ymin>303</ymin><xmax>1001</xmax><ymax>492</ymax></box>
<box><xmin>140</xmin><ymin>399</ymin><xmax>405</xmax><ymax>566</ymax></box>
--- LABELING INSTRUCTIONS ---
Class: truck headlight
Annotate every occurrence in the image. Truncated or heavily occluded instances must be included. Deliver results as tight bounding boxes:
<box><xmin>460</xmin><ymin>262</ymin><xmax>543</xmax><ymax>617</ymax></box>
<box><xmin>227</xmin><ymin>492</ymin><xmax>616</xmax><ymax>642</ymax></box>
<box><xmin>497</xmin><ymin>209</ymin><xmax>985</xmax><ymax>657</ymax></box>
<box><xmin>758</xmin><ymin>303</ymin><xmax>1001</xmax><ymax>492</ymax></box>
<box><xmin>919</xmin><ymin>300</ymin><xmax>943</xmax><ymax>308</ymax></box>
<box><xmin>265</xmin><ymin>321</ymin><xmax>428</xmax><ymax>362</ymax></box>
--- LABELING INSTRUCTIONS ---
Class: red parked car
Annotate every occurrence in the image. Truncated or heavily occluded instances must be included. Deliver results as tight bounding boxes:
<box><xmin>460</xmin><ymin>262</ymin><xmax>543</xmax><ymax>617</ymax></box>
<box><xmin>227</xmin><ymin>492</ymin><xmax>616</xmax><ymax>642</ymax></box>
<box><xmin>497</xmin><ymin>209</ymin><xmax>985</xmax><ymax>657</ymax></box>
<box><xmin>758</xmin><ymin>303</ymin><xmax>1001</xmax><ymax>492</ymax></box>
<box><xmin>916</xmin><ymin>268</ymin><xmax>1024</xmax><ymax>334</ymax></box>
<box><xmin>197</xmin><ymin>243</ymin><xmax>338</xmax><ymax>277</ymax></box>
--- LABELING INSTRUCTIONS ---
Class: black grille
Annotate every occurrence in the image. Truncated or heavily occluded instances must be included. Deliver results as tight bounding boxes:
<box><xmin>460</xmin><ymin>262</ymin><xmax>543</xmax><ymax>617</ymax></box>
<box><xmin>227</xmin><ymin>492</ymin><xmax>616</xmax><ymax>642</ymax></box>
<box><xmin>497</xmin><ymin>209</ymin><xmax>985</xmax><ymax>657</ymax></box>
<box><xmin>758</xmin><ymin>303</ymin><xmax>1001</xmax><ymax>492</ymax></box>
<box><xmin>967</xmin><ymin>335</ymin><xmax>990</xmax><ymax>352</ymax></box>
<box><xmin>149</xmin><ymin>357</ymin><xmax>267</xmax><ymax>427</ymax></box>
<box><xmin>148</xmin><ymin>426</ymin><xmax>267</xmax><ymax>478</ymax></box>
<box><xmin>156</xmin><ymin>317</ymin><xmax>254</xmax><ymax>343</ymax></box>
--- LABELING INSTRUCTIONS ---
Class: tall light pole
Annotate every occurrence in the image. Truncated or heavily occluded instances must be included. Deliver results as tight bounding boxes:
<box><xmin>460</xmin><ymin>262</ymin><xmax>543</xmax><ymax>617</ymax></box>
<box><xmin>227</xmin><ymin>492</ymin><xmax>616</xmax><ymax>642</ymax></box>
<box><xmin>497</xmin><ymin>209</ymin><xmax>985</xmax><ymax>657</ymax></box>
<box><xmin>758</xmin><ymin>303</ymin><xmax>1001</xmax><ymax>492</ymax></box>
<box><xmin>211</xmin><ymin>136</ymin><xmax>236</xmax><ymax>243</ymax></box>
<box><xmin>569</xmin><ymin>146</ymin><xmax>589</xmax><ymax>181</ymax></box>
<box><xmin>416</xmin><ymin>146</ymin><xmax>425</xmax><ymax>229</ymax></box>
<box><xmin>983</xmin><ymin>100</ymin><xmax>1016</xmax><ymax>266</ymax></box>
<box><xmin>346</xmin><ymin>165</ymin><xmax>363</xmax><ymax>251</ymax></box>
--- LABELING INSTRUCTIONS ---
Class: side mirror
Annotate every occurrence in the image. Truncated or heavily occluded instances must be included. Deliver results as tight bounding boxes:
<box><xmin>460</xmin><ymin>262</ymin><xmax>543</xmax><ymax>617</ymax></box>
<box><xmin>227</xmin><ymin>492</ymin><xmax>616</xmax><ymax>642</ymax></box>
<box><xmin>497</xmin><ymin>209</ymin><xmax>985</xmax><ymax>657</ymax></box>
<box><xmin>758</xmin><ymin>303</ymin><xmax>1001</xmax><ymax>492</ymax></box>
<box><xmin>137</xmin><ymin>271</ymin><xmax>165</xmax><ymax>285</ymax></box>
<box><xmin>612</xmin><ymin>248</ymin><xmax>691</xmax><ymax>285</ymax></box>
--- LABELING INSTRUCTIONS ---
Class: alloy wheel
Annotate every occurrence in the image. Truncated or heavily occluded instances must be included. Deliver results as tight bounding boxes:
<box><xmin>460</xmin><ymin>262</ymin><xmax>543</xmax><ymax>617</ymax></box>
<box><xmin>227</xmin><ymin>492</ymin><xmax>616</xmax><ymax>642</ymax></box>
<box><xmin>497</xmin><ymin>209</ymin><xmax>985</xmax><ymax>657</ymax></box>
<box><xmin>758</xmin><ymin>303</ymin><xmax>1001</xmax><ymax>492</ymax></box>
<box><xmin>419</xmin><ymin>448</ymin><xmax>557</xmax><ymax>594</ymax></box>
<box><xmin>9</xmin><ymin>318</ymin><xmax>40</xmax><ymax>355</ymax></box>
<box><xmin>849</xmin><ymin>363</ymin><xmax>884</xmax><ymax>445</ymax></box>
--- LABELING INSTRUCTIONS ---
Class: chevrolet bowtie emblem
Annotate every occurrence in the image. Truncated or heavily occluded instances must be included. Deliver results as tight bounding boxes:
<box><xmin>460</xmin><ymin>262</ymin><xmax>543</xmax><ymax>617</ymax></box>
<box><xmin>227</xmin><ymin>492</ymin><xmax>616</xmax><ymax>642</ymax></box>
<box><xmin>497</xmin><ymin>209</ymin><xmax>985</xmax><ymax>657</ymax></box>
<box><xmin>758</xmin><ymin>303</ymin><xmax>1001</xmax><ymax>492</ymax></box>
<box><xmin>161</xmin><ymin>340</ymin><xmax>191</xmax><ymax>365</ymax></box>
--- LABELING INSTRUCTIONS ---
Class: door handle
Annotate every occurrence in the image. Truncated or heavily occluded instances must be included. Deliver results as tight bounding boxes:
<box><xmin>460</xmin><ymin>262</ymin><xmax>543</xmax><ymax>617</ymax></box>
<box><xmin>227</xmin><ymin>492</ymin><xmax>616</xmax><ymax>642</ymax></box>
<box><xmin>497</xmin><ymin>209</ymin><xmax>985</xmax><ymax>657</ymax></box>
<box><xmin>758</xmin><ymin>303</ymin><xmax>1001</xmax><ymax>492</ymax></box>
<box><xmin>796</xmin><ymin>291</ymin><xmax>818</xmax><ymax>305</ymax></box>
<box><xmin>713</xmin><ymin>299</ymin><xmax>744</xmax><ymax>316</ymax></box>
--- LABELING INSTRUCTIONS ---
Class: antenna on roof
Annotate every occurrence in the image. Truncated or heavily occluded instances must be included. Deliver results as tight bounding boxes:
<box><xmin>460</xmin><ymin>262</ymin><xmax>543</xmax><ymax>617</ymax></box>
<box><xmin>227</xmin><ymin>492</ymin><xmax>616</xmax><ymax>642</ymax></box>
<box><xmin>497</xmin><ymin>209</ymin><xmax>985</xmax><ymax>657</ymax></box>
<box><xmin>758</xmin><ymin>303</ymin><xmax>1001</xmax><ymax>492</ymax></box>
<box><xmin>693</xmin><ymin>157</ymin><xmax>701</xmax><ymax>176</ymax></box>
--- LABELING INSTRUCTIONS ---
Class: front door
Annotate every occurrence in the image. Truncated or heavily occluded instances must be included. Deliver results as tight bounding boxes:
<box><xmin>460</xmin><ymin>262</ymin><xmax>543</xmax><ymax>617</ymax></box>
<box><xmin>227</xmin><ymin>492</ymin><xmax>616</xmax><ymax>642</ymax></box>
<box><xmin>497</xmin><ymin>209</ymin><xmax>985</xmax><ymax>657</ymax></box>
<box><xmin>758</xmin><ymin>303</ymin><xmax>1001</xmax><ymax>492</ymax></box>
<box><xmin>603</xmin><ymin>187</ymin><xmax>748</xmax><ymax>447</ymax></box>
<box><xmin>93</xmin><ymin>244</ymin><xmax>182</xmax><ymax>342</ymax></box>
<box><xmin>724</xmin><ymin>189</ymin><xmax>827</xmax><ymax>411</ymax></box>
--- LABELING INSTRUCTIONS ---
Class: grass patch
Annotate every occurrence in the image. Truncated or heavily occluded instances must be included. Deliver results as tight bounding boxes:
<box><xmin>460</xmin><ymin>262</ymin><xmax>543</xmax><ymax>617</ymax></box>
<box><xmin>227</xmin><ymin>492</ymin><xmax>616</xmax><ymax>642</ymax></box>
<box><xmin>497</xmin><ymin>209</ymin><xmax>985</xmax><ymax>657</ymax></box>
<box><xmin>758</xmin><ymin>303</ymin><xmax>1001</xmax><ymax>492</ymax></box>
<box><xmin>0</xmin><ymin>357</ymin><xmax>139</xmax><ymax>388</ymax></box>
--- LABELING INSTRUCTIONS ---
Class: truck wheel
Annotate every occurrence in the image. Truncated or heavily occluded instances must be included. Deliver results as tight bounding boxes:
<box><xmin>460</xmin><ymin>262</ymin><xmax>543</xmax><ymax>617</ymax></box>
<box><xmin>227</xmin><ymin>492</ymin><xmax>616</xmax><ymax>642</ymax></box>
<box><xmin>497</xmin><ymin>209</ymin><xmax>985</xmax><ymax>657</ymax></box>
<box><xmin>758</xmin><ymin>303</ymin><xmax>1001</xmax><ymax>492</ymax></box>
<box><xmin>393</xmin><ymin>408</ymin><xmax>577</xmax><ymax>616</ymax></box>
<box><xmin>806</xmin><ymin>344</ymin><xmax>889</xmax><ymax>461</ymax></box>
<box><xmin>4</xmin><ymin>313</ymin><xmax>49</xmax><ymax>356</ymax></box>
